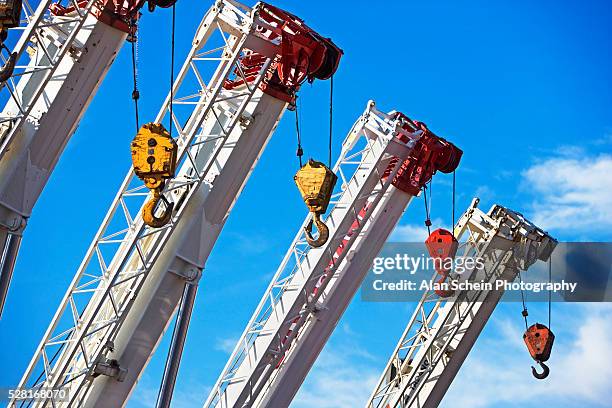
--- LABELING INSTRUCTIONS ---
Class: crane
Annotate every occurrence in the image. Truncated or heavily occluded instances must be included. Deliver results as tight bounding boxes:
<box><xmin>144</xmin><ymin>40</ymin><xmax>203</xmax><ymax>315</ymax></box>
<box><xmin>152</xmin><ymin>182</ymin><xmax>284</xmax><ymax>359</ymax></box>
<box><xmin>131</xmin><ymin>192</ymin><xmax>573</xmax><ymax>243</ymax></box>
<box><xmin>203</xmin><ymin>100</ymin><xmax>462</xmax><ymax>408</ymax></box>
<box><xmin>365</xmin><ymin>198</ymin><xmax>557</xmax><ymax>408</ymax></box>
<box><xmin>11</xmin><ymin>1</ymin><xmax>341</xmax><ymax>406</ymax></box>
<box><xmin>0</xmin><ymin>0</ymin><xmax>175</xmax><ymax>317</ymax></box>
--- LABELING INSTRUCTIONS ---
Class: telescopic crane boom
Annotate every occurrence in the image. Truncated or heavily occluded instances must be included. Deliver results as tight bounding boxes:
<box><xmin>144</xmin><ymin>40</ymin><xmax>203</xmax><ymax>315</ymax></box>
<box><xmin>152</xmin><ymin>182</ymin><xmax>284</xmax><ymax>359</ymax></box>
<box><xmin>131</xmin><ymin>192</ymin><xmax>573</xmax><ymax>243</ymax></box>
<box><xmin>12</xmin><ymin>1</ymin><xmax>340</xmax><ymax>407</ymax></box>
<box><xmin>203</xmin><ymin>101</ymin><xmax>461</xmax><ymax>408</ymax></box>
<box><xmin>366</xmin><ymin>198</ymin><xmax>556</xmax><ymax>408</ymax></box>
<box><xmin>0</xmin><ymin>0</ymin><xmax>174</xmax><ymax>317</ymax></box>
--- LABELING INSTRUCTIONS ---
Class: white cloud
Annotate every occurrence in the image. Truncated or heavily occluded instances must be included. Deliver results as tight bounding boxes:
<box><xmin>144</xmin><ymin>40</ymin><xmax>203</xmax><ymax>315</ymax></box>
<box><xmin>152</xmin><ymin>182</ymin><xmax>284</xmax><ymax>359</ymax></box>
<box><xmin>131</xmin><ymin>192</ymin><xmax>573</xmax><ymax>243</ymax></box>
<box><xmin>129</xmin><ymin>375</ymin><xmax>211</xmax><ymax>408</ymax></box>
<box><xmin>129</xmin><ymin>377</ymin><xmax>159</xmax><ymax>408</ymax></box>
<box><xmin>292</xmin><ymin>304</ymin><xmax>612</xmax><ymax>408</ymax></box>
<box><xmin>442</xmin><ymin>303</ymin><xmax>612</xmax><ymax>408</ymax></box>
<box><xmin>292</xmin><ymin>342</ymin><xmax>380</xmax><ymax>408</ymax></box>
<box><xmin>494</xmin><ymin>169</ymin><xmax>514</xmax><ymax>180</ymax></box>
<box><xmin>169</xmin><ymin>381</ymin><xmax>211</xmax><ymax>408</ymax></box>
<box><xmin>474</xmin><ymin>185</ymin><xmax>494</xmax><ymax>202</ymax></box>
<box><xmin>593</xmin><ymin>132</ymin><xmax>612</xmax><ymax>146</ymax></box>
<box><xmin>391</xmin><ymin>218</ymin><xmax>443</xmax><ymax>242</ymax></box>
<box><xmin>215</xmin><ymin>336</ymin><xmax>238</xmax><ymax>354</ymax></box>
<box><xmin>522</xmin><ymin>154</ymin><xmax>612</xmax><ymax>234</ymax></box>
<box><xmin>227</xmin><ymin>231</ymin><xmax>272</xmax><ymax>255</ymax></box>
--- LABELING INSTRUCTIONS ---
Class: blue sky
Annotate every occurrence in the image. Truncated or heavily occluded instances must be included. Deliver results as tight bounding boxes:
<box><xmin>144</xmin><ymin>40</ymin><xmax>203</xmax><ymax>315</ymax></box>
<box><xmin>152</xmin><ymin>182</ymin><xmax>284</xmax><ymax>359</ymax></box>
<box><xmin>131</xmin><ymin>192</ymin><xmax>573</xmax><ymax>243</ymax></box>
<box><xmin>1</xmin><ymin>0</ymin><xmax>611</xmax><ymax>407</ymax></box>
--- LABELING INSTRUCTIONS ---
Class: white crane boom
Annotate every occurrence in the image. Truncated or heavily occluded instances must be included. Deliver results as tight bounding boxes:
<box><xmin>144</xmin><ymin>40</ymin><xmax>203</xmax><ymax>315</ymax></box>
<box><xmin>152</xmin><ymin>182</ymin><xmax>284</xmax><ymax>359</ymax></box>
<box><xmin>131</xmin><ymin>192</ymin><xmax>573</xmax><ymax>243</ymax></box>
<box><xmin>0</xmin><ymin>0</ymin><xmax>161</xmax><ymax>316</ymax></box>
<box><xmin>12</xmin><ymin>1</ymin><xmax>340</xmax><ymax>406</ymax></box>
<box><xmin>203</xmin><ymin>101</ymin><xmax>461</xmax><ymax>408</ymax></box>
<box><xmin>366</xmin><ymin>198</ymin><xmax>557</xmax><ymax>408</ymax></box>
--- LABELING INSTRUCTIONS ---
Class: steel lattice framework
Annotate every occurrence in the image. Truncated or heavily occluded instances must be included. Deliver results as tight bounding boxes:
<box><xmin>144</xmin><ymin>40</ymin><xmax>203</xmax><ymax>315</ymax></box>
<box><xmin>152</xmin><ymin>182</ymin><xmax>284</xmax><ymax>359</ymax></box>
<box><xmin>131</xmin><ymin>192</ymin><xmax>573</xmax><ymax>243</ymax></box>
<box><xmin>0</xmin><ymin>0</ymin><xmax>101</xmax><ymax>158</ymax></box>
<box><xmin>366</xmin><ymin>198</ymin><xmax>557</xmax><ymax>408</ymax></box>
<box><xmin>13</xmin><ymin>2</ymin><xmax>282</xmax><ymax>406</ymax></box>
<box><xmin>0</xmin><ymin>0</ymin><xmax>138</xmax><ymax>318</ymax></box>
<box><xmin>203</xmin><ymin>101</ymin><xmax>428</xmax><ymax>408</ymax></box>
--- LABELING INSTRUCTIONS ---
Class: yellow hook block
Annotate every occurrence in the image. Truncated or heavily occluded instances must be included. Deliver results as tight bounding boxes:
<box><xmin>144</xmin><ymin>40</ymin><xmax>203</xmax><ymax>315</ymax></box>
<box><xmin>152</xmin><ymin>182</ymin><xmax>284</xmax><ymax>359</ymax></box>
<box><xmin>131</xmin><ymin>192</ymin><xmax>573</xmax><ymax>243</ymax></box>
<box><xmin>294</xmin><ymin>159</ymin><xmax>337</xmax><ymax>248</ymax></box>
<box><xmin>131</xmin><ymin>123</ymin><xmax>178</xmax><ymax>228</ymax></box>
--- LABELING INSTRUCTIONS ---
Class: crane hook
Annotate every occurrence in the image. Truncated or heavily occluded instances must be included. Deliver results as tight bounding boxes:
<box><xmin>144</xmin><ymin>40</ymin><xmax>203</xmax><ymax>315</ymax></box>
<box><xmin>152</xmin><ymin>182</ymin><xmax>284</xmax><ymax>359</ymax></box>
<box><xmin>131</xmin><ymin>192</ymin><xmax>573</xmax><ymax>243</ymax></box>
<box><xmin>142</xmin><ymin>187</ymin><xmax>174</xmax><ymax>228</ymax></box>
<box><xmin>531</xmin><ymin>361</ymin><xmax>550</xmax><ymax>380</ymax></box>
<box><xmin>294</xmin><ymin>159</ymin><xmax>337</xmax><ymax>248</ymax></box>
<box><xmin>523</xmin><ymin>323</ymin><xmax>554</xmax><ymax>380</ymax></box>
<box><xmin>304</xmin><ymin>212</ymin><xmax>329</xmax><ymax>248</ymax></box>
<box><xmin>131</xmin><ymin>123</ymin><xmax>178</xmax><ymax>228</ymax></box>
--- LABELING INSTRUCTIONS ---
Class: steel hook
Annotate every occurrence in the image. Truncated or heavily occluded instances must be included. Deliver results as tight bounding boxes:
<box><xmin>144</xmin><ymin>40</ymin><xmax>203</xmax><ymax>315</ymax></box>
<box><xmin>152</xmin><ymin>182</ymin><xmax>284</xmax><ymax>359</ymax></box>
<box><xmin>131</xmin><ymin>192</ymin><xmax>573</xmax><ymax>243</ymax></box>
<box><xmin>531</xmin><ymin>361</ymin><xmax>550</xmax><ymax>380</ymax></box>
<box><xmin>142</xmin><ymin>187</ymin><xmax>173</xmax><ymax>228</ymax></box>
<box><xmin>304</xmin><ymin>212</ymin><xmax>329</xmax><ymax>248</ymax></box>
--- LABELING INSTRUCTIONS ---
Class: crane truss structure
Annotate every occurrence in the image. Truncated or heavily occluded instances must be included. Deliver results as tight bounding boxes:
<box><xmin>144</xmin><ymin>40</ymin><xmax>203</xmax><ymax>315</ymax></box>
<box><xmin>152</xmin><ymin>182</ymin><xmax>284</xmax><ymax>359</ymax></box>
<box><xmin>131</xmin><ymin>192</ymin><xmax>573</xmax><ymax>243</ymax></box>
<box><xmin>0</xmin><ymin>0</ymin><xmax>102</xmax><ymax>159</ymax></box>
<box><xmin>12</xmin><ymin>1</ymin><xmax>341</xmax><ymax>405</ymax></box>
<box><xmin>366</xmin><ymin>198</ymin><xmax>557</xmax><ymax>408</ymax></box>
<box><xmin>204</xmin><ymin>101</ymin><xmax>461</xmax><ymax>408</ymax></box>
<box><xmin>0</xmin><ymin>0</ymin><xmax>137</xmax><ymax>317</ymax></box>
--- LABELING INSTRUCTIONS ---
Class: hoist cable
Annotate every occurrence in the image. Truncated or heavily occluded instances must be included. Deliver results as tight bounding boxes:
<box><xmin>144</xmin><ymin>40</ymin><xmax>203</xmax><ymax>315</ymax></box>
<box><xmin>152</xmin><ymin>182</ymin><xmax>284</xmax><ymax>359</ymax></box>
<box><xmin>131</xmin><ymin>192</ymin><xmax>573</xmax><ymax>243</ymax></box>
<box><xmin>129</xmin><ymin>21</ymin><xmax>140</xmax><ymax>132</ymax></box>
<box><xmin>518</xmin><ymin>271</ymin><xmax>529</xmax><ymax>330</ymax></box>
<box><xmin>169</xmin><ymin>4</ymin><xmax>176</xmax><ymax>138</ymax></box>
<box><xmin>295</xmin><ymin>101</ymin><xmax>303</xmax><ymax>167</ymax></box>
<box><xmin>548</xmin><ymin>258</ymin><xmax>552</xmax><ymax>329</ymax></box>
<box><xmin>452</xmin><ymin>170</ymin><xmax>456</xmax><ymax>233</ymax></box>
<box><xmin>423</xmin><ymin>185</ymin><xmax>431</xmax><ymax>236</ymax></box>
<box><xmin>429</xmin><ymin>179</ymin><xmax>432</xmax><ymax>213</ymax></box>
<box><xmin>328</xmin><ymin>74</ymin><xmax>334</xmax><ymax>167</ymax></box>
